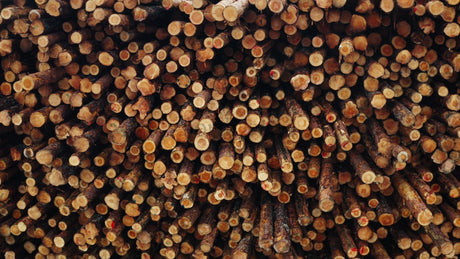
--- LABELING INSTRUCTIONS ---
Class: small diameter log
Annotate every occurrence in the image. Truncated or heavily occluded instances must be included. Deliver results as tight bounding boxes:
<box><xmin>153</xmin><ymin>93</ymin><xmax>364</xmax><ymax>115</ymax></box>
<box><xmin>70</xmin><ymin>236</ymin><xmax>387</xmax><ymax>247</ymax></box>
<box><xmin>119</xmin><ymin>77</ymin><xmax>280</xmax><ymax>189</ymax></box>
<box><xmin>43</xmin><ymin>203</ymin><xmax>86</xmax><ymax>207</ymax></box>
<box><xmin>439</xmin><ymin>203</ymin><xmax>460</xmax><ymax>227</ymax></box>
<box><xmin>218</xmin><ymin>143</ymin><xmax>234</xmax><ymax>170</ymax></box>
<box><xmin>200</xmin><ymin>228</ymin><xmax>218</xmax><ymax>253</ymax></box>
<box><xmin>376</xmin><ymin>194</ymin><xmax>395</xmax><ymax>226</ymax></box>
<box><xmin>406</xmin><ymin>170</ymin><xmax>437</xmax><ymax>205</ymax></box>
<box><xmin>334</xmin><ymin>120</ymin><xmax>352</xmax><ymax>151</ymax></box>
<box><xmin>178</xmin><ymin>205</ymin><xmax>201</xmax><ymax>230</ymax></box>
<box><xmin>275</xmin><ymin>139</ymin><xmax>293</xmax><ymax>174</ymax></box>
<box><xmin>77</xmin><ymin>99</ymin><xmax>105</xmax><ymax>125</ymax></box>
<box><xmin>295</xmin><ymin>193</ymin><xmax>313</xmax><ymax>226</ymax></box>
<box><xmin>29</xmin><ymin>106</ymin><xmax>53</xmax><ymax>128</ymax></box>
<box><xmin>392</xmin><ymin>101</ymin><xmax>415</xmax><ymax>127</ymax></box>
<box><xmin>73</xmin><ymin>128</ymin><xmax>101</xmax><ymax>153</ymax></box>
<box><xmin>368</xmin><ymin>119</ymin><xmax>392</xmax><ymax>157</ymax></box>
<box><xmin>143</xmin><ymin>129</ymin><xmax>164</xmax><ymax>154</ymax></box>
<box><xmin>371</xmin><ymin>241</ymin><xmax>391</xmax><ymax>258</ymax></box>
<box><xmin>273</xmin><ymin>202</ymin><xmax>291</xmax><ymax>253</ymax></box>
<box><xmin>223</xmin><ymin>0</ymin><xmax>249</xmax><ymax>23</ymax></box>
<box><xmin>318</xmin><ymin>159</ymin><xmax>335</xmax><ymax>212</ymax></box>
<box><xmin>285</xmin><ymin>96</ymin><xmax>309</xmax><ymax>130</ymax></box>
<box><xmin>232</xmin><ymin>234</ymin><xmax>252</xmax><ymax>259</ymax></box>
<box><xmin>435</xmin><ymin>173</ymin><xmax>459</xmax><ymax>198</ymax></box>
<box><xmin>197</xmin><ymin>206</ymin><xmax>217</xmax><ymax>236</ymax></box>
<box><xmin>109</xmin><ymin>118</ymin><xmax>137</xmax><ymax>145</ymax></box>
<box><xmin>177</xmin><ymin>159</ymin><xmax>193</xmax><ymax>186</ymax></box>
<box><xmin>349</xmin><ymin>151</ymin><xmax>376</xmax><ymax>184</ymax></box>
<box><xmin>336</xmin><ymin>224</ymin><xmax>358</xmax><ymax>258</ymax></box>
<box><xmin>259</xmin><ymin>193</ymin><xmax>274</xmax><ymax>250</ymax></box>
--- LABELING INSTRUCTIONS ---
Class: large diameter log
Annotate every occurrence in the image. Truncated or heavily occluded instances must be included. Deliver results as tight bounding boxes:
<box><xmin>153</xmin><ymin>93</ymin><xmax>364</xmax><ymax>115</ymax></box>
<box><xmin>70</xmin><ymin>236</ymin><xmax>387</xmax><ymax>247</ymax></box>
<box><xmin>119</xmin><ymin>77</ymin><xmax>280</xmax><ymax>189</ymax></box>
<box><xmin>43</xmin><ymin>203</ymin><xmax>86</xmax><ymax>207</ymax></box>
<box><xmin>423</xmin><ymin>223</ymin><xmax>454</xmax><ymax>255</ymax></box>
<box><xmin>36</xmin><ymin>141</ymin><xmax>62</xmax><ymax>165</ymax></box>
<box><xmin>392</xmin><ymin>174</ymin><xmax>433</xmax><ymax>226</ymax></box>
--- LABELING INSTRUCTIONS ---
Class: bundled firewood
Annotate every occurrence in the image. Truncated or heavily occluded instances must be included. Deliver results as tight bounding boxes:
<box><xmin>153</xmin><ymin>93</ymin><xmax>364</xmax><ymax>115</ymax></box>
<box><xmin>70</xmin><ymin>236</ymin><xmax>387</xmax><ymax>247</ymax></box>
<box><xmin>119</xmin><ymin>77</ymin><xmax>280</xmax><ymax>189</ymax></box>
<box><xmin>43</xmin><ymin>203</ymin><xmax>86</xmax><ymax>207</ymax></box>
<box><xmin>0</xmin><ymin>0</ymin><xmax>460</xmax><ymax>258</ymax></box>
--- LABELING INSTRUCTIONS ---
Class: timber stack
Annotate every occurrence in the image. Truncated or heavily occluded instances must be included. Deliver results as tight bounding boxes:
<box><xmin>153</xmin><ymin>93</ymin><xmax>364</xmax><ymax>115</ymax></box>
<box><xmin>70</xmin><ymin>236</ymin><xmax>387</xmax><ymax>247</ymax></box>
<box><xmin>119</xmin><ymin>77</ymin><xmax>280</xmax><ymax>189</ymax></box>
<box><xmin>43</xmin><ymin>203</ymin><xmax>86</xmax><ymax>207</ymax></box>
<box><xmin>0</xmin><ymin>0</ymin><xmax>460</xmax><ymax>258</ymax></box>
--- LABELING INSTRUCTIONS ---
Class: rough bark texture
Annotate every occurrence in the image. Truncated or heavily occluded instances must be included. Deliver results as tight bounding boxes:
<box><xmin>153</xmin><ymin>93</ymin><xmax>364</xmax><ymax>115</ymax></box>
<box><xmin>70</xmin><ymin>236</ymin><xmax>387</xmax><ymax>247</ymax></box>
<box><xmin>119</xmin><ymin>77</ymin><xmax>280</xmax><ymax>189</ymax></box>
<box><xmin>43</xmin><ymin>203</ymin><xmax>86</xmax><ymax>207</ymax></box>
<box><xmin>0</xmin><ymin>1</ymin><xmax>459</xmax><ymax>258</ymax></box>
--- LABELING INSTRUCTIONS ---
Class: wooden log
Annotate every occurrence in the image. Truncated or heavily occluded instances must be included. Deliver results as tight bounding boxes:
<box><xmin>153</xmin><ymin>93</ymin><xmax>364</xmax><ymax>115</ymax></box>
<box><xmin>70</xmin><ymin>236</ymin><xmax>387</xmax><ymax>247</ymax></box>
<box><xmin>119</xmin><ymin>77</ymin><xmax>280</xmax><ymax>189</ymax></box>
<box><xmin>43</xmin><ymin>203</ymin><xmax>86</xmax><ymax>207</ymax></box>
<box><xmin>0</xmin><ymin>1</ymin><xmax>460</xmax><ymax>257</ymax></box>
<box><xmin>392</xmin><ymin>101</ymin><xmax>416</xmax><ymax>127</ymax></box>
<box><xmin>258</xmin><ymin>192</ymin><xmax>274</xmax><ymax>250</ymax></box>
<box><xmin>393</xmin><ymin>174</ymin><xmax>433</xmax><ymax>226</ymax></box>
<box><xmin>285</xmin><ymin>96</ymin><xmax>309</xmax><ymax>130</ymax></box>
<box><xmin>336</xmin><ymin>224</ymin><xmax>358</xmax><ymax>258</ymax></box>
<box><xmin>232</xmin><ymin>234</ymin><xmax>252</xmax><ymax>259</ymax></box>
<box><xmin>423</xmin><ymin>223</ymin><xmax>454</xmax><ymax>255</ymax></box>
<box><xmin>109</xmin><ymin>118</ymin><xmax>136</xmax><ymax>145</ymax></box>
<box><xmin>406</xmin><ymin>170</ymin><xmax>437</xmax><ymax>205</ymax></box>
<box><xmin>318</xmin><ymin>159</ymin><xmax>335</xmax><ymax>212</ymax></box>
<box><xmin>349</xmin><ymin>151</ymin><xmax>375</xmax><ymax>184</ymax></box>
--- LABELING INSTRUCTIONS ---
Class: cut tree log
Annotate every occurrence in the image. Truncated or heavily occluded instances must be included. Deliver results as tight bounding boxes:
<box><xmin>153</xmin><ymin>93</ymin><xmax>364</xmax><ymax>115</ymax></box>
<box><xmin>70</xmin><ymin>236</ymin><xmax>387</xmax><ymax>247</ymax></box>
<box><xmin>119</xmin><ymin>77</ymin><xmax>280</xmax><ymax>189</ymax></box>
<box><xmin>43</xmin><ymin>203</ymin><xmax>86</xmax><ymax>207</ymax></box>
<box><xmin>0</xmin><ymin>1</ymin><xmax>458</xmax><ymax>258</ymax></box>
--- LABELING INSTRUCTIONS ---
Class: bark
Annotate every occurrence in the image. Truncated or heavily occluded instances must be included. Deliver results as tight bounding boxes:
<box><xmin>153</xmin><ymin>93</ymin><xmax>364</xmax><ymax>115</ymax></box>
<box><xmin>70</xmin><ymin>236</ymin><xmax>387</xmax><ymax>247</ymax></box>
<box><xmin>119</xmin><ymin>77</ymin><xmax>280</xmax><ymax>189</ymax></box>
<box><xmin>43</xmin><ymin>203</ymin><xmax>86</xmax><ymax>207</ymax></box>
<box><xmin>318</xmin><ymin>159</ymin><xmax>335</xmax><ymax>212</ymax></box>
<box><xmin>393</xmin><ymin>174</ymin><xmax>433</xmax><ymax>226</ymax></box>
<box><xmin>273</xmin><ymin>202</ymin><xmax>291</xmax><ymax>253</ymax></box>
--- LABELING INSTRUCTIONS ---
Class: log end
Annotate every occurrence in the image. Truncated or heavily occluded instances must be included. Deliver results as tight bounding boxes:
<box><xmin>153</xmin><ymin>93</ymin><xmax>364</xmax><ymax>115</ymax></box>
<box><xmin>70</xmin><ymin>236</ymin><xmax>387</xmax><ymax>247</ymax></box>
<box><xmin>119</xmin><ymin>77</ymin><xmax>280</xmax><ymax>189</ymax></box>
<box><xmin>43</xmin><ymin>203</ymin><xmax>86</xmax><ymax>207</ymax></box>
<box><xmin>73</xmin><ymin>137</ymin><xmax>90</xmax><ymax>153</ymax></box>
<box><xmin>45</xmin><ymin>0</ymin><xmax>61</xmax><ymax>17</ymax></box>
<box><xmin>108</xmin><ymin>14</ymin><xmax>122</xmax><ymax>26</ymax></box>
<box><xmin>347</xmin><ymin>249</ymin><xmax>358</xmax><ymax>258</ymax></box>
<box><xmin>232</xmin><ymin>250</ymin><xmax>249</xmax><ymax>259</ymax></box>
<box><xmin>21</xmin><ymin>76</ymin><xmax>35</xmax><ymax>91</ymax></box>
<box><xmin>223</xmin><ymin>6</ymin><xmax>238</xmax><ymax>22</ymax></box>
<box><xmin>36</xmin><ymin>150</ymin><xmax>53</xmax><ymax>165</ymax></box>
<box><xmin>378</xmin><ymin>214</ymin><xmax>395</xmax><ymax>226</ymax></box>
<box><xmin>110</xmin><ymin>131</ymin><xmax>127</xmax><ymax>145</ymax></box>
<box><xmin>98</xmin><ymin>52</ymin><xmax>114</xmax><ymax>66</ymax></box>
<box><xmin>417</xmin><ymin>209</ymin><xmax>433</xmax><ymax>226</ymax></box>
<box><xmin>161</xmin><ymin>137</ymin><xmax>176</xmax><ymax>151</ymax></box>
<box><xmin>190</xmin><ymin>10</ymin><xmax>204</xmax><ymax>25</ymax></box>
<box><xmin>268</xmin><ymin>0</ymin><xmax>285</xmax><ymax>14</ymax></box>
<box><xmin>294</xmin><ymin>117</ymin><xmax>309</xmax><ymax>131</ymax></box>
<box><xmin>290</xmin><ymin>74</ymin><xmax>310</xmax><ymax>91</ymax></box>
<box><xmin>319</xmin><ymin>199</ymin><xmax>334</xmax><ymax>212</ymax></box>
<box><xmin>361</xmin><ymin>171</ymin><xmax>376</xmax><ymax>184</ymax></box>
<box><xmin>273</xmin><ymin>239</ymin><xmax>291</xmax><ymax>254</ymax></box>
<box><xmin>396</xmin><ymin>0</ymin><xmax>414</xmax><ymax>8</ymax></box>
<box><xmin>211</xmin><ymin>5</ymin><xmax>225</xmax><ymax>21</ymax></box>
<box><xmin>441</xmin><ymin>242</ymin><xmax>454</xmax><ymax>255</ymax></box>
<box><xmin>218</xmin><ymin>157</ymin><xmax>234</xmax><ymax>170</ymax></box>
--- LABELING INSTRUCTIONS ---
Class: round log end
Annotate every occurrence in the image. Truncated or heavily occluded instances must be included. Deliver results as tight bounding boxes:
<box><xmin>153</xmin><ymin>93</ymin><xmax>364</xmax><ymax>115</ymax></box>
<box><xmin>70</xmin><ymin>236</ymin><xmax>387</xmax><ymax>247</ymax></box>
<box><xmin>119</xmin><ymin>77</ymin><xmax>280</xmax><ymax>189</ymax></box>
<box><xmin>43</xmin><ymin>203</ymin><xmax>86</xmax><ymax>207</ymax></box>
<box><xmin>218</xmin><ymin>157</ymin><xmax>234</xmax><ymax>170</ymax></box>
<box><xmin>223</xmin><ymin>6</ymin><xmax>238</xmax><ymax>22</ymax></box>
<box><xmin>36</xmin><ymin>150</ymin><xmax>53</xmax><ymax>165</ymax></box>
<box><xmin>294</xmin><ymin>117</ymin><xmax>309</xmax><ymax>131</ymax></box>
<box><xmin>319</xmin><ymin>199</ymin><xmax>334</xmax><ymax>212</ymax></box>
<box><xmin>378</xmin><ymin>214</ymin><xmax>395</xmax><ymax>226</ymax></box>
<box><xmin>98</xmin><ymin>52</ymin><xmax>114</xmax><ymax>66</ymax></box>
<box><xmin>273</xmin><ymin>239</ymin><xmax>291</xmax><ymax>254</ymax></box>
<box><xmin>361</xmin><ymin>171</ymin><xmax>376</xmax><ymax>184</ymax></box>
<box><xmin>417</xmin><ymin>209</ymin><xmax>433</xmax><ymax>226</ymax></box>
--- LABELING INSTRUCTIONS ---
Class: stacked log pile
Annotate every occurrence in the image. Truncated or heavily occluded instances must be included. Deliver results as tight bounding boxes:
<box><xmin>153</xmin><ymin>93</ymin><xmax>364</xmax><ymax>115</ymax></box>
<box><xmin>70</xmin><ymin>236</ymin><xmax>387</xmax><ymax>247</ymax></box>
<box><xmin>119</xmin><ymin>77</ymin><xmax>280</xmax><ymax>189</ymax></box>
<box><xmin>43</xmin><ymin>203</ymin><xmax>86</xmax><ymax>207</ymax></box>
<box><xmin>0</xmin><ymin>0</ymin><xmax>460</xmax><ymax>258</ymax></box>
